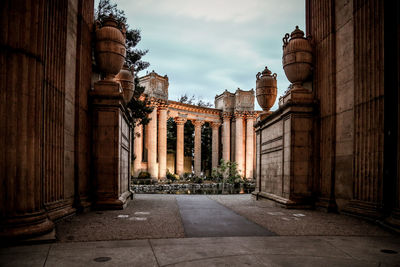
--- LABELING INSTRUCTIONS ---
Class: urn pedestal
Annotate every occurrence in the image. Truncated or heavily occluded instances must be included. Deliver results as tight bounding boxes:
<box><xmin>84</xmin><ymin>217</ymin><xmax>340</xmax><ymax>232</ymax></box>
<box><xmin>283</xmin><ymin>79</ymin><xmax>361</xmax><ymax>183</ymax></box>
<box><xmin>91</xmin><ymin>81</ymin><xmax>132</xmax><ymax>210</ymax></box>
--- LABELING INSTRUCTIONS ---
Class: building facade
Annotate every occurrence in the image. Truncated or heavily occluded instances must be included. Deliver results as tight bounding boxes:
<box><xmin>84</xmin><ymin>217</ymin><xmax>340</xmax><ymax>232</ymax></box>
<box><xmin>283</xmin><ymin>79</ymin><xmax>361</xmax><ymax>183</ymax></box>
<box><xmin>133</xmin><ymin>71</ymin><xmax>258</xmax><ymax>179</ymax></box>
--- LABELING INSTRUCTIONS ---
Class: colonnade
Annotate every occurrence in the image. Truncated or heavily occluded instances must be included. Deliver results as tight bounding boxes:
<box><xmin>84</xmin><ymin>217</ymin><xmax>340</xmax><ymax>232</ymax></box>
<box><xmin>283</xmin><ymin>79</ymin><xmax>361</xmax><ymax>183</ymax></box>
<box><xmin>133</xmin><ymin>99</ymin><xmax>257</xmax><ymax>179</ymax></box>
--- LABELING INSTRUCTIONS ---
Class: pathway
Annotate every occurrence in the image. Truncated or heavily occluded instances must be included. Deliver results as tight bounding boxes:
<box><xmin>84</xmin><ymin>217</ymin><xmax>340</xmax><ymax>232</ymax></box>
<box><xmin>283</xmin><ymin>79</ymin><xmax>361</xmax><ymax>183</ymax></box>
<box><xmin>176</xmin><ymin>195</ymin><xmax>274</xmax><ymax>237</ymax></box>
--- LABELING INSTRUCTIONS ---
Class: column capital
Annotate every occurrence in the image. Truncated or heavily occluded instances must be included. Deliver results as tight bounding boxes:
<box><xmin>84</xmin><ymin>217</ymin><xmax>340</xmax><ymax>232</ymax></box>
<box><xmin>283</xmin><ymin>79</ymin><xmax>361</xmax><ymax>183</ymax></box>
<box><xmin>174</xmin><ymin>117</ymin><xmax>187</xmax><ymax>125</ymax></box>
<box><xmin>192</xmin><ymin>119</ymin><xmax>205</xmax><ymax>127</ymax></box>
<box><xmin>157</xmin><ymin>100</ymin><xmax>168</xmax><ymax>110</ymax></box>
<box><xmin>147</xmin><ymin>97</ymin><xmax>159</xmax><ymax>108</ymax></box>
<box><xmin>245</xmin><ymin>111</ymin><xmax>257</xmax><ymax>119</ymax></box>
<box><xmin>234</xmin><ymin>111</ymin><xmax>246</xmax><ymax>119</ymax></box>
<box><xmin>210</xmin><ymin>122</ymin><xmax>221</xmax><ymax>129</ymax></box>
<box><xmin>222</xmin><ymin>112</ymin><xmax>232</xmax><ymax>120</ymax></box>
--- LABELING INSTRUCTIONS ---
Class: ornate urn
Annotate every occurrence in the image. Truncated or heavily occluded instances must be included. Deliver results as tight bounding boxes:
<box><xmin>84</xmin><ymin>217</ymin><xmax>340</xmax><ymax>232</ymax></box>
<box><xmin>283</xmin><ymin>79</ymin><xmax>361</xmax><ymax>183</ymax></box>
<box><xmin>282</xmin><ymin>26</ymin><xmax>312</xmax><ymax>90</ymax></box>
<box><xmin>256</xmin><ymin>66</ymin><xmax>277</xmax><ymax>112</ymax></box>
<box><xmin>95</xmin><ymin>16</ymin><xmax>126</xmax><ymax>81</ymax></box>
<box><xmin>116</xmin><ymin>63</ymin><xmax>135</xmax><ymax>103</ymax></box>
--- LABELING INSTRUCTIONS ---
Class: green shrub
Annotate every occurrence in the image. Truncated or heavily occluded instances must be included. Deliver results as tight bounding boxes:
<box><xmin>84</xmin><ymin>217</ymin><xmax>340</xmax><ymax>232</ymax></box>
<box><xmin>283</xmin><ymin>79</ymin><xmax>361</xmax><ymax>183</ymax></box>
<box><xmin>138</xmin><ymin>171</ymin><xmax>151</xmax><ymax>179</ymax></box>
<box><xmin>194</xmin><ymin>176</ymin><xmax>203</xmax><ymax>184</ymax></box>
<box><xmin>166</xmin><ymin>170</ymin><xmax>176</xmax><ymax>181</ymax></box>
<box><xmin>212</xmin><ymin>159</ymin><xmax>242</xmax><ymax>184</ymax></box>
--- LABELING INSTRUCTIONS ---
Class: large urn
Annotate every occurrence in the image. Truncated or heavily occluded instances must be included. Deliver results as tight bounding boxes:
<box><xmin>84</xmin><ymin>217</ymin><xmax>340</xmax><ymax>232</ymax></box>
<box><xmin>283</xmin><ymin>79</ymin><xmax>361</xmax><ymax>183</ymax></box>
<box><xmin>95</xmin><ymin>16</ymin><xmax>126</xmax><ymax>81</ymax></box>
<box><xmin>282</xmin><ymin>26</ymin><xmax>312</xmax><ymax>90</ymax></box>
<box><xmin>116</xmin><ymin>63</ymin><xmax>135</xmax><ymax>103</ymax></box>
<box><xmin>256</xmin><ymin>66</ymin><xmax>277</xmax><ymax>112</ymax></box>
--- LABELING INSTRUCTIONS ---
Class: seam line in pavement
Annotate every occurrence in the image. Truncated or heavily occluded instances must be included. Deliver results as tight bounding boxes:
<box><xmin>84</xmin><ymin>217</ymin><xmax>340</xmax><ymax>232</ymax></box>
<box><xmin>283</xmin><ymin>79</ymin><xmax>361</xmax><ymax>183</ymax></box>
<box><xmin>323</xmin><ymin>238</ymin><xmax>358</xmax><ymax>260</ymax></box>
<box><xmin>148</xmin><ymin>239</ymin><xmax>161</xmax><ymax>267</ymax></box>
<box><xmin>174</xmin><ymin>195</ymin><xmax>188</xmax><ymax>238</ymax></box>
<box><xmin>42</xmin><ymin>244</ymin><xmax>51</xmax><ymax>267</ymax></box>
<box><xmin>160</xmin><ymin>252</ymin><xmax>258</xmax><ymax>267</ymax></box>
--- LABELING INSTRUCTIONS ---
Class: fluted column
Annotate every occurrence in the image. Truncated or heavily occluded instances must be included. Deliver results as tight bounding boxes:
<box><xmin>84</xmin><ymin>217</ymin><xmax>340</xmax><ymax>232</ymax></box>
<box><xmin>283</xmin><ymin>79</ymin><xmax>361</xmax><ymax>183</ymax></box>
<box><xmin>211</xmin><ymin>122</ymin><xmax>221</xmax><ymax>170</ymax></box>
<box><xmin>235</xmin><ymin>112</ymin><xmax>245</xmax><ymax>176</ymax></box>
<box><xmin>245</xmin><ymin>113</ymin><xmax>255</xmax><ymax>179</ymax></box>
<box><xmin>175</xmin><ymin>117</ymin><xmax>187</xmax><ymax>176</ymax></box>
<box><xmin>222</xmin><ymin>112</ymin><xmax>232</xmax><ymax>162</ymax></box>
<box><xmin>133</xmin><ymin>123</ymin><xmax>143</xmax><ymax>176</ymax></box>
<box><xmin>193</xmin><ymin>120</ymin><xmax>205</xmax><ymax>176</ymax></box>
<box><xmin>158</xmin><ymin>103</ymin><xmax>168</xmax><ymax>179</ymax></box>
<box><xmin>147</xmin><ymin>100</ymin><xmax>158</xmax><ymax>178</ymax></box>
<box><xmin>0</xmin><ymin>0</ymin><xmax>54</xmax><ymax>239</ymax></box>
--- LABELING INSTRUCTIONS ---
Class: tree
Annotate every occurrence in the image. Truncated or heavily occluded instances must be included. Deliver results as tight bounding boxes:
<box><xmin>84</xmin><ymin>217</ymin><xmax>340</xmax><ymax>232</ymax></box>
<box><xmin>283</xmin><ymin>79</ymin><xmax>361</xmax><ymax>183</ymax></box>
<box><xmin>95</xmin><ymin>0</ymin><xmax>152</xmax><ymax>128</ymax></box>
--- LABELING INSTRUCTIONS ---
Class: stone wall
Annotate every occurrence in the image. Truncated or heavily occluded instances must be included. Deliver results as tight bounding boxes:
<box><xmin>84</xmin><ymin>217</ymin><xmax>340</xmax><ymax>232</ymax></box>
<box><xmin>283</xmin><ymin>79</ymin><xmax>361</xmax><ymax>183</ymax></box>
<box><xmin>256</xmin><ymin>0</ymin><xmax>400</xmax><ymax>228</ymax></box>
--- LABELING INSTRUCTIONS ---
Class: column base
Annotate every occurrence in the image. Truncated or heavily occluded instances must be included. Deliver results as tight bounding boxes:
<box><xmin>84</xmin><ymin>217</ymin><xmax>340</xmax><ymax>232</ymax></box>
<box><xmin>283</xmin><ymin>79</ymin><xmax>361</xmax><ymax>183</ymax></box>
<box><xmin>0</xmin><ymin>211</ymin><xmax>54</xmax><ymax>241</ymax></box>
<box><xmin>45</xmin><ymin>199</ymin><xmax>76</xmax><ymax>222</ymax></box>
<box><xmin>95</xmin><ymin>191</ymin><xmax>132</xmax><ymax>210</ymax></box>
<box><xmin>342</xmin><ymin>200</ymin><xmax>383</xmax><ymax>220</ymax></box>
<box><xmin>383</xmin><ymin>209</ymin><xmax>400</xmax><ymax>233</ymax></box>
<box><xmin>316</xmin><ymin>197</ymin><xmax>338</xmax><ymax>212</ymax></box>
<box><xmin>254</xmin><ymin>191</ymin><xmax>314</xmax><ymax>209</ymax></box>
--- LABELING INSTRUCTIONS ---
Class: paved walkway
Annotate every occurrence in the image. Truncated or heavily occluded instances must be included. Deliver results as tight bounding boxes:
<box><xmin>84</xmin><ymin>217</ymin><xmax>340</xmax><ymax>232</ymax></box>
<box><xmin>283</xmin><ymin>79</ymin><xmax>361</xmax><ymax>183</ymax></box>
<box><xmin>1</xmin><ymin>194</ymin><xmax>400</xmax><ymax>266</ymax></box>
<box><xmin>176</xmin><ymin>195</ymin><xmax>274</xmax><ymax>237</ymax></box>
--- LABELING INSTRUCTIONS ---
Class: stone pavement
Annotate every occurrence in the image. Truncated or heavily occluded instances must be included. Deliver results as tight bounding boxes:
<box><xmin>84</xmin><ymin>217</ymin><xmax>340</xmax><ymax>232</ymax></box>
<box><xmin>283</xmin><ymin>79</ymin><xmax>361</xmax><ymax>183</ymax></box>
<box><xmin>176</xmin><ymin>195</ymin><xmax>274</xmax><ymax>237</ymax></box>
<box><xmin>1</xmin><ymin>194</ymin><xmax>400</xmax><ymax>266</ymax></box>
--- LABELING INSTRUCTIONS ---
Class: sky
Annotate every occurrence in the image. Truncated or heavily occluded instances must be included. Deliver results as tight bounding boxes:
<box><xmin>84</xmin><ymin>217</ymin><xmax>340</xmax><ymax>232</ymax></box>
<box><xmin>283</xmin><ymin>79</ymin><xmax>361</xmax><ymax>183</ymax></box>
<box><xmin>101</xmin><ymin>0</ymin><xmax>305</xmax><ymax>111</ymax></box>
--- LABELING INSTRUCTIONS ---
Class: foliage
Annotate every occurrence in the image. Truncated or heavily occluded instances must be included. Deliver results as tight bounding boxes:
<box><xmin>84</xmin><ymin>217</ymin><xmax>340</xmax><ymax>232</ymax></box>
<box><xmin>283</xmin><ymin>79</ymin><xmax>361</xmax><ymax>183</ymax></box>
<box><xmin>211</xmin><ymin>159</ymin><xmax>243</xmax><ymax>184</ymax></box>
<box><xmin>137</xmin><ymin>171</ymin><xmax>151</xmax><ymax>179</ymax></box>
<box><xmin>166</xmin><ymin>170</ymin><xmax>178</xmax><ymax>181</ymax></box>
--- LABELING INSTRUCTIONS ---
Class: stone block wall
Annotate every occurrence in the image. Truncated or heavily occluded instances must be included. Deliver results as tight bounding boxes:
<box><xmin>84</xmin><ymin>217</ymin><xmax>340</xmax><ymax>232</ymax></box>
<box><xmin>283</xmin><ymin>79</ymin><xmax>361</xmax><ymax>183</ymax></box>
<box><xmin>256</xmin><ymin>0</ymin><xmax>400</xmax><ymax>229</ymax></box>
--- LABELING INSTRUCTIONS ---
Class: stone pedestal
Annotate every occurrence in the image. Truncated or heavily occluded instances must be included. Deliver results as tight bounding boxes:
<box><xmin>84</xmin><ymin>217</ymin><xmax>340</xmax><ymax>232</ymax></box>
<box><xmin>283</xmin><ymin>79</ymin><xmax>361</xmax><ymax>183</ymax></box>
<box><xmin>91</xmin><ymin>80</ymin><xmax>132</xmax><ymax>210</ymax></box>
<box><xmin>254</xmin><ymin>90</ymin><xmax>315</xmax><ymax>208</ymax></box>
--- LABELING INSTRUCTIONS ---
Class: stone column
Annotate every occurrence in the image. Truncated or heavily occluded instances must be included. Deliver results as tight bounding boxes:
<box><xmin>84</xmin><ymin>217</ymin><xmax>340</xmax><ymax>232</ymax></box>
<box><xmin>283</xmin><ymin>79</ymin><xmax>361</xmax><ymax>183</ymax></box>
<box><xmin>147</xmin><ymin>100</ymin><xmax>158</xmax><ymax>179</ymax></box>
<box><xmin>158</xmin><ymin>103</ymin><xmax>168</xmax><ymax>179</ymax></box>
<box><xmin>175</xmin><ymin>117</ymin><xmax>187</xmax><ymax>176</ymax></box>
<box><xmin>222</xmin><ymin>112</ymin><xmax>232</xmax><ymax>162</ymax></box>
<box><xmin>193</xmin><ymin>120</ymin><xmax>205</xmax><ymax>176</ymax></box>
<box><xmin>245</xmin><ymin>113</ymin><xmax>255</xmax><ymax>179</ymax></box>
<box><xmin>133</xmin><ymin>123</ymin><xmax>143</xmax><ymax>176</ymax></box>
<box><xmin>211</xmin><ymin>122</ymin><xmax>221</xmax><ymax>171</ymax></box>
<box><xmin>0</xmin><ymin>0</ymin><xmax>55</xmax><ymax>239</ymax></box>
<box><xmin>235</xmin><ymin>112</ymin><xmax>245</xmax><ymax>176</ymax></box>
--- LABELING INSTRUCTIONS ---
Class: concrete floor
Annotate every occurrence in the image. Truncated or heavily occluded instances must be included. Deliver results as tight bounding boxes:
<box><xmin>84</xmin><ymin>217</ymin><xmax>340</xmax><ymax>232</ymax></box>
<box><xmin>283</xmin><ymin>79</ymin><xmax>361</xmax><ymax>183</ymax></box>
<box><xmin>1</xmin><ymin>194</ymin><xmax>400</xmax><ymax>266</ymax></box>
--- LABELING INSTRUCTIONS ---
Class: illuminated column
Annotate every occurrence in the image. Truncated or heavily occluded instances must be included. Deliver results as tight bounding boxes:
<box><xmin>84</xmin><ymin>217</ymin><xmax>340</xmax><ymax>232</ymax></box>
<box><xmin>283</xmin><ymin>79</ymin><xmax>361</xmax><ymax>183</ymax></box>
<box><xmin>147</xmin><ymin>100</ymin><xmax>158</xmax><ymax>178</ymax></box>
<box><xmin>133</xmin><ymin>123</ymin><xmax>143</xmax><ymax>176</ymax></box>
<box><xmin>235</xmin><ymin>112</ymin><xmax>245</xmax><ymax>176</ymax></box>
<box><xmin>245</xmin><ymin>113</ymin><xmax>255</xmax><ymax>179</ymax></box>
<box><xmin>175</xmin><ymin>117</ymin><xmax>187</xmax><ymax>176</ymax></box>
<box><xmin>158</xmin><ymin>103</ymin><xmax>168</xmax><ymax>179</ymax></box>
<box><xmin>222</xmin><ymin>112</ymin><xmax>232</xmax><ymax>162</ymax></box>
<box><xmin>193</xmin><ymin>120</ymin><xmax>205</xmax><ymax>176</ymax></box>
<box><xmin>211</xmin><ymin>122</ymin><xmax>221</xmax><ymax>170</ymax></box>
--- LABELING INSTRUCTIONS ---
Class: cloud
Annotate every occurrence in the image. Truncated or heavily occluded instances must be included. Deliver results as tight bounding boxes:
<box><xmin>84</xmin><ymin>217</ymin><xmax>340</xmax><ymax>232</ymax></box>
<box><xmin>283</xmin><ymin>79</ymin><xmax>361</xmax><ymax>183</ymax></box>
<box><xmin>100</xmin><ymin>0</ymin><xmax>305</xmax><ymax>110</ymax></box>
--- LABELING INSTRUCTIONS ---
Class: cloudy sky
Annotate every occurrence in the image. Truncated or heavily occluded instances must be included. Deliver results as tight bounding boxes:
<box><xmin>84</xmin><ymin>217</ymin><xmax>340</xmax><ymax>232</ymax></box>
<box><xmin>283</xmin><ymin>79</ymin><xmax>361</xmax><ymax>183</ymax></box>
<box><xmin>106</xmin><ymin>0</ymin><xmax>305</xmax><ymax>110</ymax></box>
